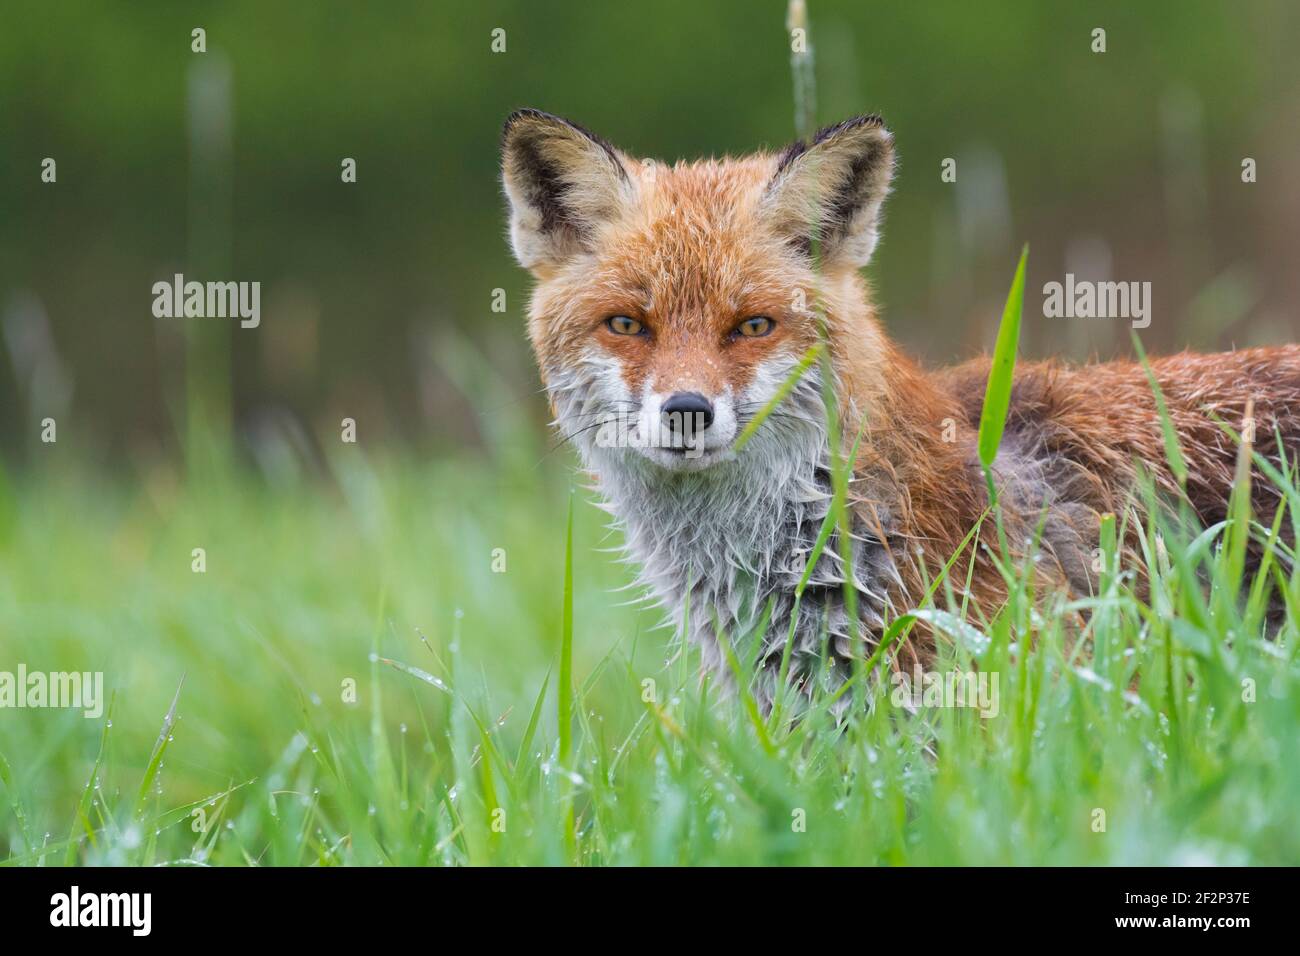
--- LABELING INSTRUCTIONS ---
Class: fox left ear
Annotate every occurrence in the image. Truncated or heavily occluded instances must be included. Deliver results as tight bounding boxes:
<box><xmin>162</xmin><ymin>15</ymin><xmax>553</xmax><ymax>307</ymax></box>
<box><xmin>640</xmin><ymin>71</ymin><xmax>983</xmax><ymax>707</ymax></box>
<box><xmin>763</xmin><ymin>115</ymin><xmax>895</xmax><ymax>268</ymax></box>
<box><xmin>501</xmin><ymin>109</ymin><xmax>635</xmax><ymax>272</ymax></box>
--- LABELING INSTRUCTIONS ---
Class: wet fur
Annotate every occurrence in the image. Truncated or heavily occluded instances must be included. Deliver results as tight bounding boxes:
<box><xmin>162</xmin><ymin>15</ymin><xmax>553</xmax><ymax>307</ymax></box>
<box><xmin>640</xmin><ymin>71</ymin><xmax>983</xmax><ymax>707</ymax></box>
<box><xmin>502</xmin><ymin>109</ymin><xmax>1300</xmax><ymax>703</ymax></box>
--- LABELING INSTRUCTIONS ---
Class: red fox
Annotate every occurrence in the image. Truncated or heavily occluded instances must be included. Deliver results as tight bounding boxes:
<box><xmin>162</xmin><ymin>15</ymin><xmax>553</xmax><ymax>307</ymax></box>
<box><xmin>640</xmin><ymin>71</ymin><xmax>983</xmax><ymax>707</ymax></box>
<box><xmin>501</xmin><ymin>108</ymin><xmax>1299</xmax><ymax>698</ymax></box>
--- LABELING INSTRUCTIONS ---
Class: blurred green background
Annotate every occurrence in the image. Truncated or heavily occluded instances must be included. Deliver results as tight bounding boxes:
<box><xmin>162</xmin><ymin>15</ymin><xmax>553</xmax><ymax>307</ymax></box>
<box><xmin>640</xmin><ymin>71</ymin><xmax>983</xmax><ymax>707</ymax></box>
<box><xmin>2</xmin><ymin>1</ymin><xmax>1299</xmax><ymax>867</ymax></box>
<box><xmin>1</xmin><ymin>0</ymin><xmax>1297</xmax><ymax>469</ymax></box>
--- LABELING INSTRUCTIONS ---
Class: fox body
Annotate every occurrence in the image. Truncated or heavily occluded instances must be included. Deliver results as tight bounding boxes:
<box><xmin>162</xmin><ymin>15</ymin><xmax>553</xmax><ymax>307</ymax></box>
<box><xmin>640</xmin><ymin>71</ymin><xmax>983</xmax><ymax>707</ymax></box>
<box><xmin>501</xmin><ymin>108</ymin><xmax>1300</xmax><ymax>698</ymax></box>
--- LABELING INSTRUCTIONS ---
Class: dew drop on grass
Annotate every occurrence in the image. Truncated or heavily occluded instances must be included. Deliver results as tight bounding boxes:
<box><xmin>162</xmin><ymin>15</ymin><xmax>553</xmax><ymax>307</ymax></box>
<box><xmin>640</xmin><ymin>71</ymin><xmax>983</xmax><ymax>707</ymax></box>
<box><xmin>368</xmin><ymin>652</ymin><xmax>379</xmax><ymax>663</ymax></box>
<box><xmin>400</xmin><ymin>723</ymin><xmax>408</xmax><ymax>734</ymax></box>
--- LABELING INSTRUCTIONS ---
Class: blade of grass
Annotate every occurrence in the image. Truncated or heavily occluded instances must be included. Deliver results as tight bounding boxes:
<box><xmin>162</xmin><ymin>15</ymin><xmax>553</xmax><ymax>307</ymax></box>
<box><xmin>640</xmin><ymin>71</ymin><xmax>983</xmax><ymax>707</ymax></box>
<box><xmin>978</xmin><ymin>244</ymin><xmax>1029</xmax><ymax>476</ymax></box>
<box><xmin>515</xmin><ymin>669</ymin><xmax>551</xmax><ymax>770</ymax></box>
<box><xmin>1130</xmin><ymin>331</ymin><xmax>1189</xmax><ymax>492</ymax></box>
<box><xmin>978</xmin><ymin>245</ymin><xmax>1029</xmax><ymax>569</ymax></box>
<box><xmin>377</xmin><ymin>656</ymin><xmax>451</xmax><ymax>694</ymax></box>
<box><xmin>0</xmin><ymin>749</ymin><xmax>35</xmax><ymax>858</ymax></box>
<box><xmin>135</xmin><ymin>677</ymin><xmax>184</xmax><ymax>820</ymax></box>
<box><xmin>732</xmin><ymin>342</ymin><xmax>825</xmax><ymax>453</ymax></box>
<box><xmin>559</xmin><ymin>491</ymin><xmax>574</xmax><ymax>766</ymax></box>
<box><xmin>558</xmin><ymin>490</ymin><xmax>576</xmax><ymax>858</ymax></box>
<box><xmin>64</xmin><ymin>693</ymin><xmax>117</xmax><ymax>864</ymax></box>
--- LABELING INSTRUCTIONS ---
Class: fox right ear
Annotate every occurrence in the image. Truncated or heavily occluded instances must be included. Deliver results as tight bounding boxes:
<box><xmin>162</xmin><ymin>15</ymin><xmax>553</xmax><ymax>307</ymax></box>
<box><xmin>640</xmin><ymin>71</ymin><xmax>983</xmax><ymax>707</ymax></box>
<box><xmin>501</xmin><ymin>109</ymin><xmax>635</xmax><ymax>271</ymax></box>
<box><xmin>764</xmin><ymin>114</ymin><xmax>895</xmax><ymax>269</ymax></box>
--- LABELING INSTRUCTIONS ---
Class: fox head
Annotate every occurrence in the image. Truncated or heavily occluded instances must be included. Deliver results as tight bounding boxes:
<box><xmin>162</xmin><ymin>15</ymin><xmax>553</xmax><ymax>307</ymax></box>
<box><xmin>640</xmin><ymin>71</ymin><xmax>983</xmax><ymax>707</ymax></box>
<box><xmin>501</xmin><ymin>109</ymin><xmax>896</xmax><ymax>478</ymax></box>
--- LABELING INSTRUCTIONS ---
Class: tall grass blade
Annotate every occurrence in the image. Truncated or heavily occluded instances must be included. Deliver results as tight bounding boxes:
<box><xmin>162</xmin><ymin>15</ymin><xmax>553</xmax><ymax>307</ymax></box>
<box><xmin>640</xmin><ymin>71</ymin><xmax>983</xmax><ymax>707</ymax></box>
<box><xmin>135</xmin><ymin>677</ymin><xmax>184</xmax><ymax>820</ymax></box>
<box><xmin>732</xmin><ymin>343</ymin><xmax>824</xmax><ymax>453</ymax></box>
<box><xmin>1131</xmin><ymin>331</ymin><xmax>1189</xmax><ymax>491</ymax></box>
<box><xmin>977</xmin><ymin>244</ymin><xmax>1029</xmax><ymax>473</ymax></box>
<box><xmin>558</xmin><ymin>490</ymin><xmax>577</xmax><ymax>858</ymax></box>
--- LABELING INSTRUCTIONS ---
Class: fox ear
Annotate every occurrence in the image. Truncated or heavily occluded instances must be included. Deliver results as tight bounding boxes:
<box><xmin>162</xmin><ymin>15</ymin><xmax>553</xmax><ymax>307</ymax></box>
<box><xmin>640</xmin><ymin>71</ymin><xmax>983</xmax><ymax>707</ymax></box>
<box><xmin>763</xmin><ymin>115</ymin><xmax>895</xmax><ymax>268</ymax></box>
<box><xmin>501</xmin><ymin>109</ymin><xmax>635</xmax><ymax>271</ymax></box>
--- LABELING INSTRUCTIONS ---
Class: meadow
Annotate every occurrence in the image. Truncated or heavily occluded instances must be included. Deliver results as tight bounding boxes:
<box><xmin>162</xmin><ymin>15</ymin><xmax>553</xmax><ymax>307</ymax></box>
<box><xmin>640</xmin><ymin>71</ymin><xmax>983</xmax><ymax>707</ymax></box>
<box><xmin>2</xmin><ymin>308</ymin><xmax>1298</xmax><ymax>867</ymax></box>
<box><xmin>2</xmin><ymin>0</ymin><xmax>1298</xmax><ymax>869</ymax></box>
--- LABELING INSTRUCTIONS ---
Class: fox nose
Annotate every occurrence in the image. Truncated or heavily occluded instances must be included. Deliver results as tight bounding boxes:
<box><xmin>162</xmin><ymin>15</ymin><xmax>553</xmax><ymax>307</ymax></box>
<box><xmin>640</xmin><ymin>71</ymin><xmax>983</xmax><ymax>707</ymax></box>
<box><xmin>661</xmin><ymin>391</ymin><xmax>714</xmax><ymax>432</ymax></box>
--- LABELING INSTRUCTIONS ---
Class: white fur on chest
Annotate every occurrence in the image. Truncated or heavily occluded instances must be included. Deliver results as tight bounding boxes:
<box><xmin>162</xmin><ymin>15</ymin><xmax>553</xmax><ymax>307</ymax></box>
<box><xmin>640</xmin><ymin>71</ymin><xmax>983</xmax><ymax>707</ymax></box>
<box><xmin>555</xmin><ymin>367</ymin><xmax>897</xmax><ymax>691</ymax></box>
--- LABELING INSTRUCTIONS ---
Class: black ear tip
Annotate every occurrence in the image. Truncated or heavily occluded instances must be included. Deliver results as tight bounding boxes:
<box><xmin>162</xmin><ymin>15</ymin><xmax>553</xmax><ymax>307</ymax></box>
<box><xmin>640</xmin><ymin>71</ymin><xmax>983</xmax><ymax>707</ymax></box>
<box><xmin>775</xmin><ymin>114</ymin><xmax>891</xmax><ymax>175</ymax></box>
<box><xmin>502</xmin><ymin>108</ymin><xmax>598</xmax><ymax>149</ymax></box>
<box><xmin>501</xmin><ymin>111</ymin><xmax>626</xmax><ymax>173</ymax></box>
<box><xmin>505</xmin><ymin>107</ymin><xmax>559</xmax><ymax>127</ymax></box>
<box><xmin>503</xmin><ymin>108</ymin><xmax>554</xmax><ymax>141</ymax></box>
<box><xmin>812</xmin><ymin>113</ymin><xmax>890</xmax><ymax>145</ymax></box>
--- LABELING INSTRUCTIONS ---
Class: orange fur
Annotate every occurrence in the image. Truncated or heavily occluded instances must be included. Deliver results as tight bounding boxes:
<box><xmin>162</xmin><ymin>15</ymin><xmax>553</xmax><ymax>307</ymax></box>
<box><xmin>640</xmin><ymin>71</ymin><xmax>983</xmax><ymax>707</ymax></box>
<box><xmin>503</xmin><ymin>109</ymin><xmax>1299</xmax><ymax>675</ymax></box>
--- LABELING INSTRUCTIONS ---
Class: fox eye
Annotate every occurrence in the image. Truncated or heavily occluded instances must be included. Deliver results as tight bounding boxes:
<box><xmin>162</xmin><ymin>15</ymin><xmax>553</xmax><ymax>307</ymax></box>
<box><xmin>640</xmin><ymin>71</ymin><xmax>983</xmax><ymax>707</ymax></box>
<box><xmin>735</xmin><ymin>316</ymin><xmax>774</xmax><ymax>338</ymax></box>
<box><xmin>606</xmin><ymin>315</ymin><xmax>644</xmax><ymax>336</ymax></box>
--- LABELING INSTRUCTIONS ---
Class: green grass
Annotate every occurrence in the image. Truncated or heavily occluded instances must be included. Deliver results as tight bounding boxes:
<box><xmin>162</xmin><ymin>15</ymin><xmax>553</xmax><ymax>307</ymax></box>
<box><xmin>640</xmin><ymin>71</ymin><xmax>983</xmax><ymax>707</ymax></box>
<box><xmin>1</xmin><ymin>379</ymin><xmax>1298</xmax><ymax>865</ymax></box>
<box><xmin>1</xmin><ymin>1</ymin><xmax>1295</xmax><ymax>870</ymax></box>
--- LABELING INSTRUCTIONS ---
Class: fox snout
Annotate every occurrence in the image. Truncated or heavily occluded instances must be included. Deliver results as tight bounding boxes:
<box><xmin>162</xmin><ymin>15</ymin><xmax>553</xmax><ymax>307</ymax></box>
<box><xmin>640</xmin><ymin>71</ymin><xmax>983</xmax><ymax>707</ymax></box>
<box><xmin>634</xmin><ymin>388</ymin><xmax>738</xmax><ymax>469</ymax></box>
